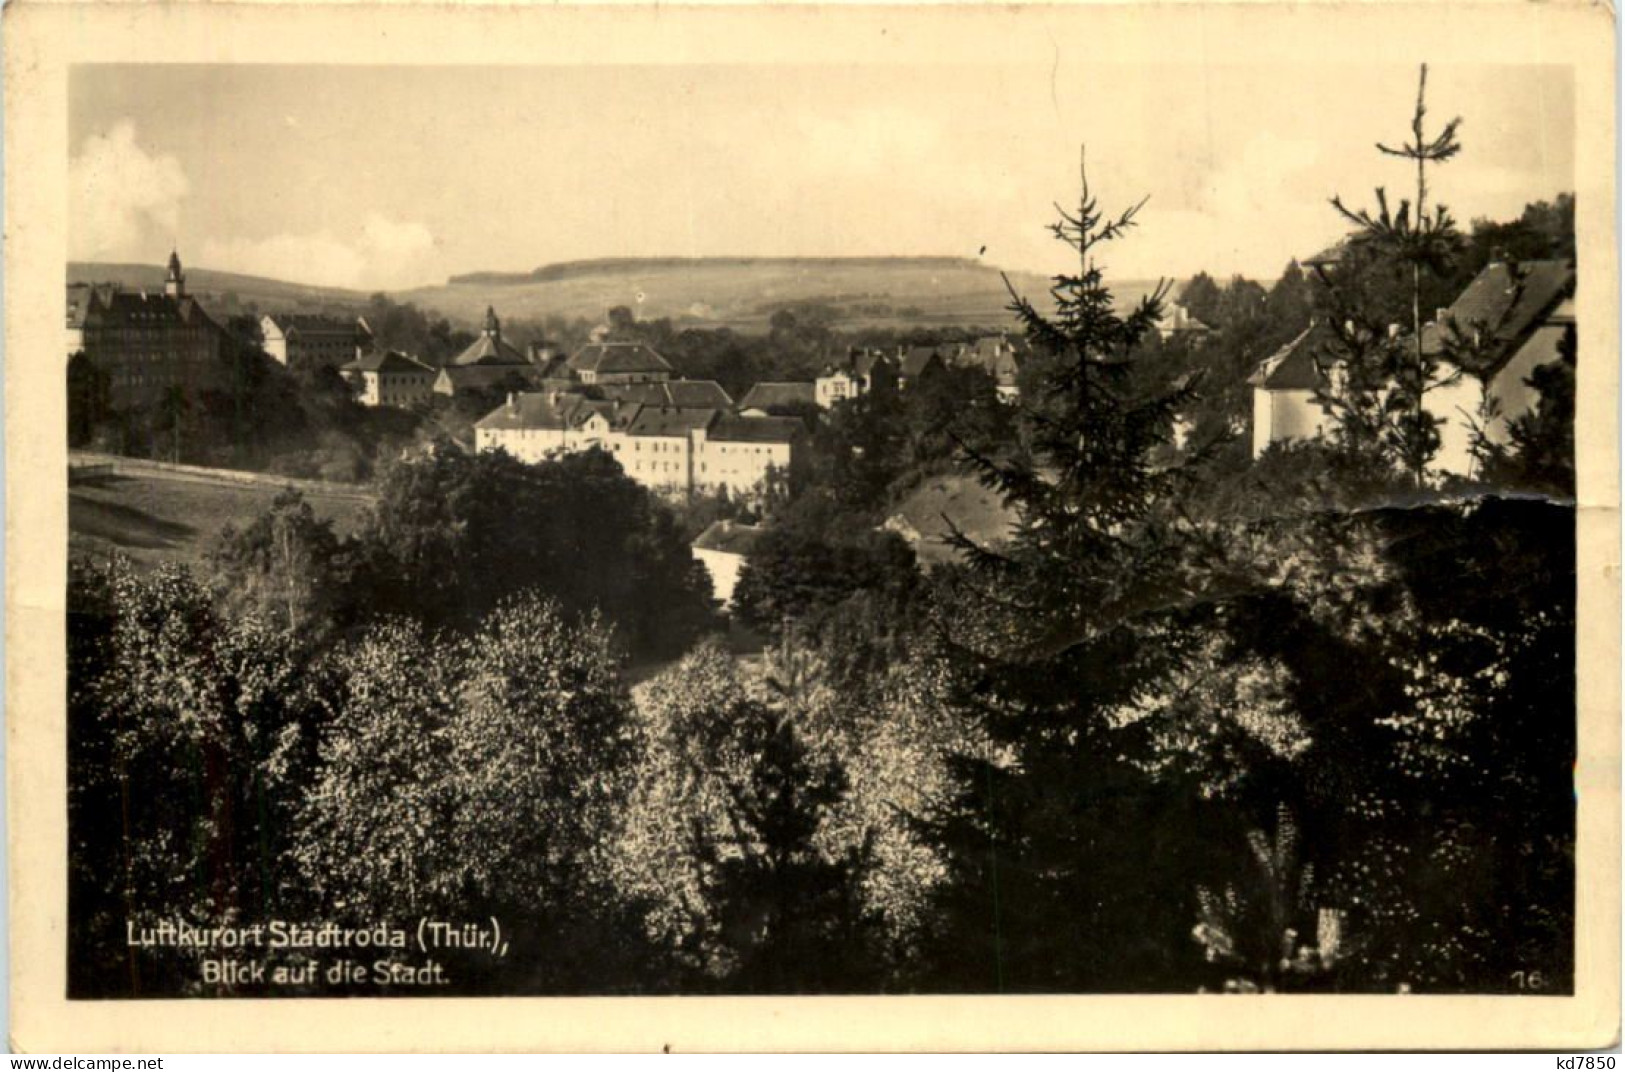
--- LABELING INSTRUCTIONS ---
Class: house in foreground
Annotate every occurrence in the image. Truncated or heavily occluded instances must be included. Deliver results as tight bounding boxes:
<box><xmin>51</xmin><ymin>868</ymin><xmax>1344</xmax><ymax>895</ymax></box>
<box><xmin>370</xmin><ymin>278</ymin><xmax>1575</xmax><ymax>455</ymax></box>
<box><xmin>1247</xmin><ymin>259</ymin><xmax>1576</xmax><ymax>479</ymax></box>
<box><xmin>1419</xmin><ymin>259</ymin><xmax>1575</xmax><ymax>478</ymax></box>
<box><xmin>1248</xmin><ymin>321</ymin><xmax>1339</xmax><ymax>459</ymax></box>
<box><xmin>691</xmin><ymin>520</ymin><xmax>765</xmax><ymax>611</ymax></box>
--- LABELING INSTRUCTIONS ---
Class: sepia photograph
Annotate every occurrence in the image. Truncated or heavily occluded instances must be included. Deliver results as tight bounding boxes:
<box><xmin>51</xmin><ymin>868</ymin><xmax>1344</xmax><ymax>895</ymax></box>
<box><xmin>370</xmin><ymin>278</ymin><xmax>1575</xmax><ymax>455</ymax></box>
<box><xmin>8</xmin><ymin>0</ymin><xmax>1619</xmax><ymax>1053</ymax></box>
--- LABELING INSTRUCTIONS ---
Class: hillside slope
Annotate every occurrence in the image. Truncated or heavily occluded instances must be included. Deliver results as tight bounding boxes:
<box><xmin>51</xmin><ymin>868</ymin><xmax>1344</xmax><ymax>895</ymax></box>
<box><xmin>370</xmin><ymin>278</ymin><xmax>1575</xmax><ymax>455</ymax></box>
<box><xmin>71</xmin><ymin>257</ymin><xmax>1167</xmax><ymax>333</ymax></box>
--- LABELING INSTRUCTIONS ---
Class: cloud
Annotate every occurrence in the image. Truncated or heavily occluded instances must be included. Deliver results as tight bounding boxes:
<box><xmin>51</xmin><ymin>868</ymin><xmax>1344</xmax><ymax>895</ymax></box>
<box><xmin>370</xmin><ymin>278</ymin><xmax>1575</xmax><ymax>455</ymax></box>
<box><xmin>1103</xmin><ymin>133</ymin><xmax>1335</xmax><ymax>281</ymax></box>
<box><xmin>201</xmin><ymin>213</ymin><xmax>440</xmax><ymax>290</ymax></box>
<box><xmin>69</xmin><ymin>122</ymin><xmax>190</xmax><ymax>261</ymax></box>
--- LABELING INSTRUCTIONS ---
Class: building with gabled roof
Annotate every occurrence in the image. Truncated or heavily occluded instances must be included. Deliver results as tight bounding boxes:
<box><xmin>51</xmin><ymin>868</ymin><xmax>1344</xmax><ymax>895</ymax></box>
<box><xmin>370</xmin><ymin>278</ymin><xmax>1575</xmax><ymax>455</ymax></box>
<box><xmin>1419</xmin><ymin>259</ymin><xmax>1576</xmax><ymax>478</ymax></box>
<box><xmin>899</xmin><ymin>346</ymin><xmax>948</xmax><ymax>389</ymax></box>
<box><xmin>70</xmin><ymin>251</ymin><xmax>234</xmax><ymax>408</ymax></box>
<box><xmin>691</xmin><ymin>520</ymin><xmax>766</xmax><ymax>610</ymax></box>
<box><xmin>433</xmin><ymin>363</ymin><xmax>553</xmax><ymax>399</ymax></box>
<box><xmin>567</xmin><ymin>341</ymin><xmax>673</xmax><ymax>385</ymax></box>
<box><xmin>1247</xmin><ymin>258</ymin><xmax>1577</xmax><ymax>478</ymax></box>
<box><xmin>261</xmin><ymin>312</ymin><xmax>371</xmax><ymax>372</ymax></box>
<box><xmin>960</xmin><ymin>334</ymin><xmax>1027</xmax><ymax>401</ymax></box>
<box><xmin>1248</xmin><ymin>321</ymin><xmax>1338</xmax><ymax>458</ymax></box>
<box><xmin>448</xmin><ymin>306</ymin><xmax>533</xmax><ymax>368</ymax></box>
<box><xmin>474</xmin><ymin>389</ymin><xmax>801</xmax><ymax>499</ymax></box>
<box><xmin>600</xmin><ymin>379</ymin><xmax>732</xmax><ymax>409</ymax></box>
<box><xmin>1154</xmin><ymin>305</ymin><xmax>1215</xmax><ymax>344</ymax></box>
<box><xmin>341</xmin><ymin>349</ymin><xmax>436</xmax><ymax>408</ymax></box>
<box><xmin>814</xmin><ymin>348</ymin><xmax>899</xmax><ymax>408</ymax></box>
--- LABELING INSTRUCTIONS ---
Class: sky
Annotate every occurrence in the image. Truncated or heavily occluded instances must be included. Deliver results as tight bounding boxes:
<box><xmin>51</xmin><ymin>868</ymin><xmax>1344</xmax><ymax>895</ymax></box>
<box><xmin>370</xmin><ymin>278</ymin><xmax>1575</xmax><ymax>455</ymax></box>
<box><xmin>69</xmin><ymin>63</ymin><xmax>1575</xmax><ymax>291</ymax></box>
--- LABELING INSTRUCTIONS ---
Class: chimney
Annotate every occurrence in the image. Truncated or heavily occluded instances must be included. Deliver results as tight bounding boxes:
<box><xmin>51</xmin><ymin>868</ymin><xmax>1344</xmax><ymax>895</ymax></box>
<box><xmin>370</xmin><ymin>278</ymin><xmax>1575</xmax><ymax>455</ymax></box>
<box><xmin>1435</xmin><ymin>308</ymin><xmax>1448</xmax><ymax>324</ymax></box>
<box><xmin>506</xmin><ymin>392</ymin><xmax>517</xmax><ymax>409</ymax></box>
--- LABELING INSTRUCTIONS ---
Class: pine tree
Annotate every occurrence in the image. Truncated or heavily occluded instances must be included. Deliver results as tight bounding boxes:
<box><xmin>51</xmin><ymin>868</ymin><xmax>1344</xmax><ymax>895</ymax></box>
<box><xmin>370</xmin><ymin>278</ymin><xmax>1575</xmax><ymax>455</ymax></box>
<box><xmin>918</xmin><ymin>153</ymin><xmax>1206</xmax><ymax>991</ymax></box>
<box><xmin>1320</xmin><ymin>64</ymin><xmax>1466</xmax><ymax>483</ymax></box>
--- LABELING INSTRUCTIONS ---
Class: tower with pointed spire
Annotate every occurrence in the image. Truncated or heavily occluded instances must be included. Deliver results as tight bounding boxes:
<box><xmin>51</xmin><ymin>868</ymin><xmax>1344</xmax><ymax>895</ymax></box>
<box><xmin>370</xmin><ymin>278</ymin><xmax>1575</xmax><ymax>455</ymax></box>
<box><xmin>164</xmin><ymin>250</ymin><xmax>186</xmax><ymax>299</ymax></box>
<box><xmin>483</xmin><ymin>305</ymin><xmax>500</xmax><ymax>341</ymax></box>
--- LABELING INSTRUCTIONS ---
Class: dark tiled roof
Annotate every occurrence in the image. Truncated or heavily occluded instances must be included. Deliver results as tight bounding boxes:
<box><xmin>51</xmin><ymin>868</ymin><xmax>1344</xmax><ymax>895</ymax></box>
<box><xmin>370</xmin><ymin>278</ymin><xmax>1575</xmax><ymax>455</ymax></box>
<box><xmin>710</xmin><ymin>415</ymin><xmax>803</xmax><ymax>444</ymax></box>
<box><xmin>81</xmin><ymin>289</ymin><xmax>220</xmax><ymax>331</ymax></box>
<box><xmin>344</xmin><ymin>349</ymin><xmax>433</xmax><ymax>374</ymax></box>
<box><xmin>568</xmin><ymin>342</ymin><xmax>674</xmax><ymax>376</ymax></box>
<box><xmin>66</xmin><ymin>284</ymin><xmax>117</xmax><ymax>328</ymax></box>
<box><xmin>475</xmin><ymin>392</ymin><xmax>623</xmax><ymax>433</ymax></box>
<box><xmin>1421</xmin><ymin>260</ymin><xmax>1575</xmax><ymax>373</ymax></box>
<box><xmin>850</xmin><ymin>349</ymin><xmax>895</xmax><ymax>378</ymax></box>
<box><xmin>626</xmin><ymin>406</ymin><xmax>718</xmax><ymax>438</ymax></box>
<box><xmin>1249</xmin><ymin>323</ymin><xmax>1334</xmax><ymax>391</ymax></box>
<box><xmin>692</xmin><ymin>520</ymin><xmax>766</xmax><ymax>556</ymax></box>
<box><xmin>437</xmin><ymin>364</ymin><xmax>549</xmax><ymax>392</ymax></box>
<box><xmin>740</xmin><ymin>382</ymin><xmax>817</xmax><ymax>410</ymax></box>
<box><xmin>901</xmin><ymin>347</ymin><xmax>946</xmax><ymax>378</ymax></box>
<box><xmin>450</xmin><ymin>332</ymin><xmax>533</xmax><ymax>368</ymax></box>
<box><xmin>265</xmin><ymin>312</ymin><xmax>362</xmax><ymax>338</ymax></box>
<box><xmin>1303</xmin><ymin>237</ymin><xmax>1355</xmax><ymax>269</ymax></box>
<box><xmin>601</xmin><ymin>380</ymin><xmax>733</xmax><ymax>408</ymax></box>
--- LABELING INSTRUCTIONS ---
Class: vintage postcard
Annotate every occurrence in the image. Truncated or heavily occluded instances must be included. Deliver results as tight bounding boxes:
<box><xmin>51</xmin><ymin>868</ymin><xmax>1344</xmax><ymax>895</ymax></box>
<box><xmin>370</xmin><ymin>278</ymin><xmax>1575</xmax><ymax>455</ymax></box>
<box><xmin>6</xmin><ymin>0</ymin><xmax>1619</xmax><ymax>1053</ymax></box>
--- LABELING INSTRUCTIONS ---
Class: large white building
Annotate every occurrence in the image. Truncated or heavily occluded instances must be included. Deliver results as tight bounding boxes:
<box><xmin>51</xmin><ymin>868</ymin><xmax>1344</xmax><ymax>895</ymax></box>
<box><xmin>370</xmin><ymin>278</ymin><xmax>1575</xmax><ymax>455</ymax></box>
<box><xmin>1248</xmin><ymin>322</ymin><xmax>1337</xmax><ymax>458</ymax></box>
<box><xmin>473</xmin><ymin>391</ymin><xmax>802</xmax><ymax>498</ymax></box>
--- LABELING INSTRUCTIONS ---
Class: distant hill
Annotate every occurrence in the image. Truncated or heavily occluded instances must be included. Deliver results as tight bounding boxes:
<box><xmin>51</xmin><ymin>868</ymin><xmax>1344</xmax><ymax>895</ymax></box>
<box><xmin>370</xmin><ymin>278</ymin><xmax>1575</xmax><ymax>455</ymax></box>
<box><xmin>68</xmin><ymin>262</ymin><xmax>375</xmax><ymax>320</ymax></box>
<box><xmin>71</xmin><ymin>257</ymin><xmax>1166</xmax><ymax>334</ymax></box>
<box><xmin>410</xmin><ymin>256</ymin><xmax>1072</xmax><ymax>332</ymax></box>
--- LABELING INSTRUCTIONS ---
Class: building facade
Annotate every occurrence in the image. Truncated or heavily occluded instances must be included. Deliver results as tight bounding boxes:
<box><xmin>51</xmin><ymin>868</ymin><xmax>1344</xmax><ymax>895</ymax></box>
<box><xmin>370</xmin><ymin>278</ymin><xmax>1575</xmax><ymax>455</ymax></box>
<box><xmin>342</xmin><ymin>349</ymin><xmax>437</xmax><ymax>408</ymax></box>
<box><xmin>474</xmin><ymin>391</ymin><xmax>800</xmax><ymax>498</ymax></box>
<box><xmin>69</xmin><ymin>252</ymin><xmax>232</xmax><ymax>409</ymax></box>
<box><xmin>691</xmin><ymin>520</ymin><xmax>765</xmax><ymax>611</ymax></box>
<box><xmin>567</xmin><ymin>342</ymin><xmax>673</xmax><ymax>386</ymax></box>
<box><xmin>1248</xmin><ymin>259</ymin><xmax>1576</xmax><ymax>477</ymax></box>
<box><xmin>260</xmin><ymin>313</ymin><xmax>371</xmax><ymax>372</ymax></box>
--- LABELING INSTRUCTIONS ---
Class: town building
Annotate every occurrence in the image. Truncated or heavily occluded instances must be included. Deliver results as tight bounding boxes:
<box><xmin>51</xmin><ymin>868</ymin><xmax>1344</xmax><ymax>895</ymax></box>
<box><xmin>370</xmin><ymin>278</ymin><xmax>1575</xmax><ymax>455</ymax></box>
<box><xmin>567</xmin><ymin>341</ymin><xmax>673</xmax><ymax>385</ymax></box>
<box><xmin>341</xmin><ymin>349</ymin><xmax>437</xmax><ymax>408</ymax></box>
<box><xmin>958</xmin><ymin>335</ymin><xmax>1027</xmax><ymax>401</ymax></box>
<box><xmin>814</xmin><ymin>348</ymin><xmax>898</xmax><ymax>408</ymax></box>
<box><xmin>1248</xmin><ymin>321</ymin><xmax>1338</xmax><ymax>458</ymax></box>
<box><xmin>600</xmin><ymin>379</ymin><xmax>733</xmax><ymax>409</ymax></box>
<box><xmin>260</xmin><ymin>313</ymin><xmax>372</xmax><ymax>372</ymax></box>
<box><xmin>691</xmin><ymin>520</ymin><xmax>766</xmax><ymax>610</ymax></box>
<box><xmin>473</xmin><ymin>391</ymin><xmax>801</xmax><ymax>498</ymax></box>
<box><xmin>432</xmin><ymin>305</ymin><xmax>551</xmax><ymax>398</ymax></box>
<box><xmin>899</xmin><ymin>346</ymin><xmax>948</xmax><ymax>390</ymax></box>
<box><xmin>1247</xmin><ymin>258</ymin><xmax>1576</xmax><ymax>477</ymax></box>
<box><xmin>433</xmin><ymin>364</ymin><xmax>553</xmax><ymax>398</ymax></box>
<box><xmin>1155</xmin><ymin>304</ymin><xmax>1215</xmax><ymax>344</ymax></box>
<box><xmin>68</xmin><ymin>251</ymin><xmax>233</xmax><ymax>408</ymax></box>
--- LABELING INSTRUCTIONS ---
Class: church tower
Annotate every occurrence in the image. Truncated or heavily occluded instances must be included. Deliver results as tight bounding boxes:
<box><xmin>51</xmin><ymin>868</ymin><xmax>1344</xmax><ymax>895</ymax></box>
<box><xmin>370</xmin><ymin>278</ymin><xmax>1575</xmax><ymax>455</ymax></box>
<box><xmin>164</xmin><ymin>250</ymin><xmax>186</xmax><ymax>299</ymax></box>
<box><xmin>483</xmin><ymin>305</ymin><xmax>501</xmax><ymax>341</ymax></box>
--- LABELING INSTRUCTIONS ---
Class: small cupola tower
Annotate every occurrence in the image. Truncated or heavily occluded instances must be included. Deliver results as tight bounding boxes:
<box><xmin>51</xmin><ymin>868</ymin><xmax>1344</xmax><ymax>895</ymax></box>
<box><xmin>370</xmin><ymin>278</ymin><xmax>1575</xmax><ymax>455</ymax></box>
<box><xmin>483</xmin><ymin>305</ymin><xmax>501</xmax><ymax>341</ymax></box>
<box><xmin>164</xmin><ymin>250</ymin><xmax>186</xmax><ymax>299</ymax></box>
